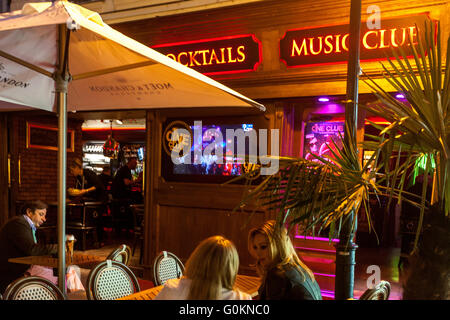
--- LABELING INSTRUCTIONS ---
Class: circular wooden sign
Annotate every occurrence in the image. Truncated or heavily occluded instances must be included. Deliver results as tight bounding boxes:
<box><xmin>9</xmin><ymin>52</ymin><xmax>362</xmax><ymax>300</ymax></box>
<box><xmin>162</xmin><ymin>120</ymin><xmax>193</xmax><ymax>158</ymax></box>
<box><xmin>242</xmin><ymin>161</ymin><xmax>261</xmax><ymax>180</ymax></box>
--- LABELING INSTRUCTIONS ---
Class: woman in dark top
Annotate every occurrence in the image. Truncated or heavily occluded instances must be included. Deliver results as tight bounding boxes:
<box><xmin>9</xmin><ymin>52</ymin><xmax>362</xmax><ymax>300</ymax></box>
<box><xmin>248</xmin><ymin>220</ymin><xmax>322</xmax><ymax>300</ymax></box>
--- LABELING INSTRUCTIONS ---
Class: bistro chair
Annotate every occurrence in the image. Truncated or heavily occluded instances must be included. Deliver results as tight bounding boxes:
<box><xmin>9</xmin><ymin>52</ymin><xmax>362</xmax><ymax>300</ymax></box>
<box><xmin>3</xmin><ymin>276</ymin><xmax>66</xmax><ymax>300</ymax></box>
<box><xmin>359</xmin><ymin>280</ymin><xmax>391</xmax><ymax>300</ymax></box>
<box><xmin>86</xmin><ymin>260</ymin><xmax>140</xmax><ymax>300</ymax></box>
<box><xmin>106</xmin><ymin>244</ymin><xmax>132</xmax><ymax>265</ymax></box>
<box><xmin>153</xmin><ymin>251</ymin><xmax>185</xmax><ymax>286</ymax></box>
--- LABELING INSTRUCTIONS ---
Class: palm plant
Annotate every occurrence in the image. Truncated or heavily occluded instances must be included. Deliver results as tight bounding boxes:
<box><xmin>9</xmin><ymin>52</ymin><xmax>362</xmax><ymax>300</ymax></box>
<box><xmin>361</xmin><ymin>19</ymin><xmax>449</xmax><ymax>299</ymax></box>
<box><xmin>235</xmin><ymin>126</ymin><xmax>421</xmax><ymax>241</ymax></box>
<box><xmin>234</xmin><ymin>19</ymin><xmax>449</xmax><ymax>299</ymax></box>
<box><xmin>236</xmin><ymin>129</ymin><xmax>380</xmax><ymax>240</ymax></box>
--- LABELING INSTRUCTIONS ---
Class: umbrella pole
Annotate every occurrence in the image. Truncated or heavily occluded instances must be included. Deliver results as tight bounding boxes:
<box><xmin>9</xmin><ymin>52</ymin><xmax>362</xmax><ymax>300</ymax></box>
<box><xmin>57</xmin><ymin>24</ymin><xmax>69</xmax><ymax>295</ymax></box>
<box><xmin>57</xmin><ymin>81</ymin><xmax>67</xmax><ymax>294</ymax></box>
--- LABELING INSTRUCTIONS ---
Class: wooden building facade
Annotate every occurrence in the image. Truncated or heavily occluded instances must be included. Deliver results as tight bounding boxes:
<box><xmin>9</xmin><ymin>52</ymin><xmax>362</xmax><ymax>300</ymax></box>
<box><xmin>108</xmin><ymin>0</ymin><xmax>449</xmax><ymax>277</ymax></box>
<box><xmin>0</xmin><ymin>0</ymin><xmax>449</xmax><ymax>281</ymax></box>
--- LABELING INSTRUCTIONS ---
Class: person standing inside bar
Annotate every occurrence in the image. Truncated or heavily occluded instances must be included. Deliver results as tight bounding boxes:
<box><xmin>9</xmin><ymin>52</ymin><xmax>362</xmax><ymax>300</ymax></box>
<box><xmin>0</xmin><ymin>200</ymin><xmax>57</xmax><ymax>294</ymax></box>
<box><xmin>98</xmin><ymin>167</ymin><xmax>113</xmax><ymax>196</ymax></box>
<box><xmin>68</xmin><ymin>158</ymin><xmax>107</xmax><ymax>244</ymax></box>
<box><xmin>154</xmin><ymin>235</ymin><xmax>251</xmax><ymax>300</ymax></box>
<box><xmin>248</xmin><ymin>220</ymin><xmax>322</xmax><ymax>300</ymax></box>
<box><xmin>69</xmin><ymin>159</ymin><xmax>107</xmax><ymax>203</ymax></box>
<box><xmin>111</xmin><ymin>157</ymin><xmax>143</xmax><ymax>204</ymax></box>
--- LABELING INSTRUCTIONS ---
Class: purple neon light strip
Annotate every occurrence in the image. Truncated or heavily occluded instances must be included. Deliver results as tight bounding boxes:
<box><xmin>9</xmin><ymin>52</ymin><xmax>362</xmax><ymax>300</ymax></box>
<box><xmin>313</xmin><ymin>272</ymin><xmax>336</xmax><ymax>278</ymax></box>
<box><xmin>321</xmin><ymin>289</ymin><xmax>335</xmax><ymax>298</ymax></box>
<box><xmin>295</xmin><ymin>235</ymin><xmax>339</xmax><ymax>242</ymax></box>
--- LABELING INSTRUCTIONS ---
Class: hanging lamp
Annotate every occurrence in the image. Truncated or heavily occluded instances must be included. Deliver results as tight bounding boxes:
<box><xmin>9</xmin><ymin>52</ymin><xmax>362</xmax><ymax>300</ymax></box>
<box><xmin>103</xmin><ymin>120</ymin><xmax>119</xmax><ymax>158</ymax></box>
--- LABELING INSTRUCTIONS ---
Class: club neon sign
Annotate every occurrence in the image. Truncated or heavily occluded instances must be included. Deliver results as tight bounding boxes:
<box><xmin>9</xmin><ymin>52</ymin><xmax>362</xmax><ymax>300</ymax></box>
<box><xmin>153</xmin><ymin>35</ymin><xmax>262</xmax><ymax>75</ymax></box>
<box><xmin>311</xmin><ymin>122</ymin><xmax>344</xmax><ymax>134</ymax></box>
<box><xmin>280</xmin><ymin>14</ymin><xmax>431</xmax><ymax>67</ymax></box>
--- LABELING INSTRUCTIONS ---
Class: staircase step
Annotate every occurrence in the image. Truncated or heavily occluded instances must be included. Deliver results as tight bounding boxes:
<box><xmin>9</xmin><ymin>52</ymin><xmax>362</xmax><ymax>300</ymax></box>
<box><xmin>314</xmin><ymin>273</ymin><xmax>335</xmax><ymax>291</ymax></box>
<box><xmin>302</xmin><ymin>258</ymin><xmax>335</xmax><ymax>275</ymax></box>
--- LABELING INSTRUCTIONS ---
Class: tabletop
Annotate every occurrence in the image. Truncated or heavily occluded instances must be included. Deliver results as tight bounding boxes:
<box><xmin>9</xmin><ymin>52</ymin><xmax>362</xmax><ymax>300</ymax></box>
<box><xmin>117</xmin><ymin>274</ymin><xmax>261</xmax><ymax>300</ymax></box>
<box><xmin>8</xmin><ymin>252</ymin><xmax>104</xmax><ymax>269</ymax></box>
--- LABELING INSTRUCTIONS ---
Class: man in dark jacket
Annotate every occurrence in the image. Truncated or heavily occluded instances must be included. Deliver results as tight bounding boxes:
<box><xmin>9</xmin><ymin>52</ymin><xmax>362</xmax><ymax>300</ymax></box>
<box><xmin>68</xmin><ymin>158</ymin><xmax>108</xmax><ymax>244</ymax></box>
<box><xmin>68</xmin><ymin>158</ymin><xmax>107</xmax><ymax>203</ymax></box>
<box><xmin>0</xmin><ymin>200</ymin><xmax>57</xmax><ymax>294</ymax></box>
<box><xmin>111</xmin><ymin>157</ymin><xmax>143</xmax><ymax>203</ymax></box>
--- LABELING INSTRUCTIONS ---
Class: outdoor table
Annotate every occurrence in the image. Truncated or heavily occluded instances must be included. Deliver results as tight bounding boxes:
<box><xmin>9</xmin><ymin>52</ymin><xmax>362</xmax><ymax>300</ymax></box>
<box><xmin>8</xmin><ymin>251</ymin><xmax>104</xmax><ymax>269</ymax></box>
<box><xmin>117</xmin><ymin>274</ymin><xmax>261</xmax><ymax>300</ymax></box>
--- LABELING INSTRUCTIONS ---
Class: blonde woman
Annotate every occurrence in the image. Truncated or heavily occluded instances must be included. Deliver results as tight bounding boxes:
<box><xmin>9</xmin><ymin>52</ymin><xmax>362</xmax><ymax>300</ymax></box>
<box><xmin>154</xmin><ymin>236</ymin><xmax>251</xmax><ymax>300</ymax></box>
<box><xmin>248</xmin><ymin>220</ymin><xmax>322</xmax><ymax>300</ymax></box>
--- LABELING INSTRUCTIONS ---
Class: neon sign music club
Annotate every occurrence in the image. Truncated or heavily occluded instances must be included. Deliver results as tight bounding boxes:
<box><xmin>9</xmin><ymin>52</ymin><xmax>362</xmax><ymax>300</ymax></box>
<box><xmin>280</xmin><ymin>13</ymin><xmax>430</xmax><ymax>67</ymax></box>
<box><xmin>311</xmin><ymin>122</ymin><xmax>344</xmax><ymax>135</ymax></box>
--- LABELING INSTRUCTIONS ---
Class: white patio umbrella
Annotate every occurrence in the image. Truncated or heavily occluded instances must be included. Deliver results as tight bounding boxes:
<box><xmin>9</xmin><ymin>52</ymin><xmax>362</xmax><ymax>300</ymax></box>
<box><xmin>0</xmin><ymin>0</ymin><xmax>265</xmax><ymax>294</ymax></box>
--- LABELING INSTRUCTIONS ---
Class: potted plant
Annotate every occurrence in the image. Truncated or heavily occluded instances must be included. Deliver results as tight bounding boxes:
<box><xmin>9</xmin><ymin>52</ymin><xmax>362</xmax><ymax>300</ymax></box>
<box><xmin>361</xmin><ymin>19</ymin><xmax>449</xmax><ymax>299</ymax></box>
<box><xmin>235</xmin><ymin>19</ymin><xmax>449</xmax><ymax>300</ymax></box>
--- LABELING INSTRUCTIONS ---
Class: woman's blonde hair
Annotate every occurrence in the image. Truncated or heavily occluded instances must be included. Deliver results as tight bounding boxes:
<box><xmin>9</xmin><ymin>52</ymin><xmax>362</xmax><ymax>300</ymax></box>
<box><xmin>248</xmin><ymin>220</ymin><xmax>315</xmax><ymax>282</ymax></box>
<box><xmin>184</xmin><ymin>235</ymin><xmax>239</xmax><ymax>300</ymax></box>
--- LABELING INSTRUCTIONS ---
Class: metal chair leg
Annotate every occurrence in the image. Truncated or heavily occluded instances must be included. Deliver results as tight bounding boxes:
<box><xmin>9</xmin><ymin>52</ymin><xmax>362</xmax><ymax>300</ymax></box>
<box><xmin>139</xmin><ymin>240</ymin><xmax>144</xmax><ymax>265</ymax></box>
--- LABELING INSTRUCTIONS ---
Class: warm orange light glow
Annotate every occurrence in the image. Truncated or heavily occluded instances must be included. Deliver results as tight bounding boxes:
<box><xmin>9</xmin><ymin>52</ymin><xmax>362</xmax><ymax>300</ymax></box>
<box><xmin>324</xmin><ymin>35</ymin><xmax>334</xmax><ymax>54</ymax></box>
<box><xmin>291</xmin><ymin>38</ymin><xmax>308</xmax><ymax>56</ymax></box>
<box><xmin>363</xmin><ymin>30</ymin><xmax>378</xmax><ymax>49</ymax></box>
<box><xmin>341</xmin><ymin>34</ymin><xmax>349</xmax><ymax>52</ymax></box>
<box><xmin>309</xmin><ymin>37</ymin><xmax>323</xmax><ymax>55</ymax></box>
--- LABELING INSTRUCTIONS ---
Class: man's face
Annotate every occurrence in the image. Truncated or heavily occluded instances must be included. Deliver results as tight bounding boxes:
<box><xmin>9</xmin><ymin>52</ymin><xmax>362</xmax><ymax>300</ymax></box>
<box><xmin>70</xmin><ymin>166</ymin><xmax>82</xmax><ymax>177</ymax></box>
<box><xmin>128</xmin><ymin>159</ymin><xmax>137</xmax><ymax>170</ymax></box>
<box><xmin>26</xmin><ymin>208</ymin><xmax>47</xmax><ymax>228</ymax></box>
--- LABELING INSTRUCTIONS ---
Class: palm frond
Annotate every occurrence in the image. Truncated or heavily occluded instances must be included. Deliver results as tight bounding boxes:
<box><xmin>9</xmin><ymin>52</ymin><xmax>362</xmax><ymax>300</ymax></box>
<box><xmin>362</xmin><ymin>18</ymin><xmax>449</xmax><ymax>245</ymax></box>
<box><xmin>231</xmin><ymin>19</ymin><xmax>448</xmax><ymax>245</ymax></box>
